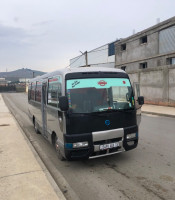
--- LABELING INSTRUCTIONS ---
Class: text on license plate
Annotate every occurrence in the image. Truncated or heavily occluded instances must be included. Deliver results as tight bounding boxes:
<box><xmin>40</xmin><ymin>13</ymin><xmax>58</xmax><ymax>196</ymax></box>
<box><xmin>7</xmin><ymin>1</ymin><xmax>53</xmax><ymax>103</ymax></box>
<box><xmin>99</xmin><ymin>142</ymin><xmax>120</xmax><ymax>151</ymax></box>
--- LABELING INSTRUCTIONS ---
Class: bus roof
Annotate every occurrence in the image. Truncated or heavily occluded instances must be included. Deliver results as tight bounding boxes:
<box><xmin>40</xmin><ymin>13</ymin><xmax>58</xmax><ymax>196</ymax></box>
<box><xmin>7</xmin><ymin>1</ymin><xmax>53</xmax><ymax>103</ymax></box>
<box><xmin>29</xmin><ymin>67</ymin><xmax>126</xmax><ymax>83</ymax></box>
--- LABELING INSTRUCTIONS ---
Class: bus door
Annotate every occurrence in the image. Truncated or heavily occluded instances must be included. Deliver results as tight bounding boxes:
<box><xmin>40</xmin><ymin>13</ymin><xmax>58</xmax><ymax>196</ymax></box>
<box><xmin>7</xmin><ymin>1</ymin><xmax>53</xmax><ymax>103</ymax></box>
<box><xmin>133</xmin><ymin>82</ymin><xmax>141</xmax><ymax>126</ymax></box>
<box><xmin>41</xmin><ymin>81</ymin><xmax>48</xmax><ymax>138</ymax></box>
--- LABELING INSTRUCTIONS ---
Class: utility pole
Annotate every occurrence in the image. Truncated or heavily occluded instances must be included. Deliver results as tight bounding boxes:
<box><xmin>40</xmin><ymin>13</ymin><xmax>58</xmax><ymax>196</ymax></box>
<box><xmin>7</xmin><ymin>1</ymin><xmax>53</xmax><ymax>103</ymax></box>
<box><xmin>85</xmin><ymin>51</ymin><xmax>88</xmax><ymax>67</ymax></box>
<box><xmin>80</xmin><ymin>51</ymin><xmax>88</xmax><ymax>67</ymax></box>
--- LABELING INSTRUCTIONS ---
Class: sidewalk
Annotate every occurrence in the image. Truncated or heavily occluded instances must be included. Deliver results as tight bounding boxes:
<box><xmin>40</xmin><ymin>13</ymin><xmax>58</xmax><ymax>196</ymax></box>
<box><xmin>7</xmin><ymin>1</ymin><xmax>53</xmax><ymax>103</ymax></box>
<box><xmin>141</xmin><ymin>104</ymin><xmax>175</xmax><ymax>118</ymax></box>
<box><xmin>0</xmin><ymin>94</ymin><xmax>66</xmax><ymax>200</ymax></box>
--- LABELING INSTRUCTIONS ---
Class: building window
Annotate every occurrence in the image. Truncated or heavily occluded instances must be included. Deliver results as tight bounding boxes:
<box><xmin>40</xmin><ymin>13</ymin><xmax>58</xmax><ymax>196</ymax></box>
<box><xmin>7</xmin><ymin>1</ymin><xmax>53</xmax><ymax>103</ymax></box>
<box><xmin>30</xmin><ymin>82</ymin><xmax>36</xmax><ymax>100</ymax></box>
<box><xmin>139</xmin><ymin>62</ymin><xmax>147</xmax><ymax>69</ymax></box>
<box><xmin>121</xmin><ymin>43</ymin><xmax>126</xmax><ymax>51</ymax></box>
<box><xmin>140</xmin><ymin>35</ymin><xmax>147</xmax><ymax>44</ymax></box>
<box><xmin>121</xmin><ymin>66</ymin><xmax>126</xmax><ymax>71</ymax></box>
<box><xmin>35</xmin><ymin>81</ymin><xmax>42</xmax><ymax>102</ymax></box>
<box><xmin>167</xmin><ymin>57</ymin><xmax>175</xmax><ymax>65</ymax></box>
<box><xmin>108</xmin><ymin>42</ymin><xmax>115</xmax><ymax>56</ymax></box>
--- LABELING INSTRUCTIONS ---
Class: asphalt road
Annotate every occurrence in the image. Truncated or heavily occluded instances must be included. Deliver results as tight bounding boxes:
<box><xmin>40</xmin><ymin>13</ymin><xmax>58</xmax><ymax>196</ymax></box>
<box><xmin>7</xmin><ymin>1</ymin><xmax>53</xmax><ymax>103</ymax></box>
<box><xmin>2</xmin><ymin>93</ymin><xmax>175</xmax><ymax>200</ymax></box>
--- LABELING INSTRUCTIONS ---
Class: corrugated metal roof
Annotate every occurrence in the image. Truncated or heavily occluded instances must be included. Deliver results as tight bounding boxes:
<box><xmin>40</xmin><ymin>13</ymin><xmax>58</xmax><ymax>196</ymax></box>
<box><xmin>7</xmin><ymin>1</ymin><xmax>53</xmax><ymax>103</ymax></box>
<box><xmin>159</xmin><ymin>25</ymin><xmax>175</xmax><ymax>54</ymax></box>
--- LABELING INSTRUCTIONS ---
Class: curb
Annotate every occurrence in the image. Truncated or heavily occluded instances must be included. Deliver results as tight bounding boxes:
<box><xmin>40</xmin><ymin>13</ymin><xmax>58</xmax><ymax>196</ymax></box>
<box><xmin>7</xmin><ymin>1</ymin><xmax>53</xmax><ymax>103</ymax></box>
<box><xmin>142</xmin><ymin>111</ymin><xmax>175</xmax><ymax>118</ymax></box>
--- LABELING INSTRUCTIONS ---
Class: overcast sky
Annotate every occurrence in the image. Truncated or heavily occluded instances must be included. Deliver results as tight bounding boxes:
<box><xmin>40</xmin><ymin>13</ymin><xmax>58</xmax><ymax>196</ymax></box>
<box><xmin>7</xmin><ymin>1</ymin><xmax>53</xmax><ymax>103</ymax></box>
<box><xmin>0</xmin><ymin>0</ymin><xmax>175</xmax><ymax>72</ymax></box>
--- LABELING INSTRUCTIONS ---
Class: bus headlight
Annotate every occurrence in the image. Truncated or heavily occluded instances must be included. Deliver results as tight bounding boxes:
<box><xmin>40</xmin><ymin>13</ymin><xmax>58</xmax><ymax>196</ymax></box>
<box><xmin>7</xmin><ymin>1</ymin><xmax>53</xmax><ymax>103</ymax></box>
<box><xmin>73</xmin><ymin>141</ymin><xmax>88</xmax><ymax>148</ymax></box>
<box><xmin>126</xmin><ymin>133</ymin><xmax>137</xmax><ymax>140</ymax></box>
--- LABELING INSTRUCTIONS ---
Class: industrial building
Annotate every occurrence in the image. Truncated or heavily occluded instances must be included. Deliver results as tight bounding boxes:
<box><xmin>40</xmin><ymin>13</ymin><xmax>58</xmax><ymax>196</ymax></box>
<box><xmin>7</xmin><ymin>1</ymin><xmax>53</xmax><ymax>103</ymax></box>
<box><xmin>69</xmin><ymin>16</ymin><xmax>175</xmax><ymax>106</ymax></box>
<box><xmin>115</xmin><ymin>17</ymin><xmax>175</xmax><ymax>106</ymax></box>
<box><xmin>115</xmin><ymin>17</ymin><xmax>175</xmax><ymax>72</ymax></box>
<box><xmin>0</xmin><ymin>78</ymin><xmax>8</xmax><ymax>86</ymax></box>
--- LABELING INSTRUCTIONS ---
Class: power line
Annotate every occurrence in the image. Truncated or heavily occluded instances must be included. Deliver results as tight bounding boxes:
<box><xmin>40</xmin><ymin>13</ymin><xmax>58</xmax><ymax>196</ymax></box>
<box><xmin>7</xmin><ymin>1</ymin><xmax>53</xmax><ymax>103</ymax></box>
<box><xmin>90</xmin><ymin>48</ymin><xmax>108</xmax><ymax>53</ymax></box>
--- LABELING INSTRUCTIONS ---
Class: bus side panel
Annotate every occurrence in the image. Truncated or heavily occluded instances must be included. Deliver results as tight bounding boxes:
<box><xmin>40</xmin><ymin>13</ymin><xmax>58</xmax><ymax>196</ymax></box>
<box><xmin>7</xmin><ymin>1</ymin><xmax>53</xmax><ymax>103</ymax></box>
<box><xmin>28</xmin><ymin>100</ymin><xmax>42</xmax><ymax>130</ymax></box>
<box><xmin>46</xmin><ymin>106</ymin><xmax>64</xmax><ymax>146</ymax></box>
<box><xmin>46</xmin><ymin>75</ymin><xmax>64</xmax><ymax>147</ymax></box>
<box><xmin>35</xmin><ymin>102</ymin><xmax>42</xmax><ymax>132</ymax></box>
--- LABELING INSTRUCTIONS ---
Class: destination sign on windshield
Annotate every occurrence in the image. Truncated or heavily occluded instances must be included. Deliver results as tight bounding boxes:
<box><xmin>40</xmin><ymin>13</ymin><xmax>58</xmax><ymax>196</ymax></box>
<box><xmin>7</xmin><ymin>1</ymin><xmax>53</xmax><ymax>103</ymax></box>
<box><xmin>67</xmin><ymin>78</ymin><xmax>131</xmax><ymax>89</ymax></box>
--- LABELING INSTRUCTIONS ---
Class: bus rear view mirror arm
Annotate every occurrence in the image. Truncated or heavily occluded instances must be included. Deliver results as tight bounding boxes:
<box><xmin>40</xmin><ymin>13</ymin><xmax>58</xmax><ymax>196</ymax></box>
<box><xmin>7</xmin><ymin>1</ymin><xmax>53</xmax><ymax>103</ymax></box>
<box><xmin>138</xmin><ymin>96</ymin><xmax>144</xmax><ymax>105</ymax></box>
<box><xmin>59</xmin><ymin>96</ymin><xmax>69</xmax><ymax>111</ymax></box>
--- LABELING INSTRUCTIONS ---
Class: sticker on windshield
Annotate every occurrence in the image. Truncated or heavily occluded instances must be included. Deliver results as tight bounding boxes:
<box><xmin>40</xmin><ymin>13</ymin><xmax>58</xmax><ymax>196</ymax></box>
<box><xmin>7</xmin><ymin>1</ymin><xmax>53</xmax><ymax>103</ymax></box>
<box><xmin>49</xmin><ymin>76</ymin><xmax>62</xmax><ymax>84</ymax></box>
<box><xmin>72</xmin><ymin>80</ymin><xmax>80</xmax><ymax>88</ymax></box>
<box><xmin>67</xmin><ymin>89</ymin><xmax>72</xmax><ymax>107</ymax></box>
<box><xmin>98</xmin><ymin>80</ymin><xmax>107</xmax><ymax>86</ymax></box>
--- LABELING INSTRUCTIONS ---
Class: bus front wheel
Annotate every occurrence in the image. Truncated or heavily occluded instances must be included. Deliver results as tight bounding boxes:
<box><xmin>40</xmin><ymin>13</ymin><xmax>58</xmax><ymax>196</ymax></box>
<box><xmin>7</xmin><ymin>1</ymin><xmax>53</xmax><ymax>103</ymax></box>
<box><xmin>55</xmin><ymin>136</ymin><xmax>65</xmax><ymax>161</ymax></box>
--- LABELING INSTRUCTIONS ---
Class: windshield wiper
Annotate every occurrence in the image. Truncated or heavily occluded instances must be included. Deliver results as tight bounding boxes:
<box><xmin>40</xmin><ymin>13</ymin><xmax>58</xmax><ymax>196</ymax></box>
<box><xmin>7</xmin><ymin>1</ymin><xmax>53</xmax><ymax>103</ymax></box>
<box><xmin>95</xmin><ymin>108</ymin><xmax>135</xmax><ymax>113</ymax></box>
<box><xmin>67</xmin><ymin>108</ymin><xmax>135</xmax><ymax>116</ymax></box>
<box><xmin>68</xmin><ymin>112</ymin><xmax>106</xmax><ymax>117</ymax></box>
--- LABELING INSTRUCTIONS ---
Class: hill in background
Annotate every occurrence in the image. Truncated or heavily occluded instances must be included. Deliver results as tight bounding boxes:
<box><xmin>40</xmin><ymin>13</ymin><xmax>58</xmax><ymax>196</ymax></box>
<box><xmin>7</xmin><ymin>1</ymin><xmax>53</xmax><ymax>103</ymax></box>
<box><xmin>0</xmin><ymin>68</ymin><xmax>46</xmax><ymax>82</ymax></box>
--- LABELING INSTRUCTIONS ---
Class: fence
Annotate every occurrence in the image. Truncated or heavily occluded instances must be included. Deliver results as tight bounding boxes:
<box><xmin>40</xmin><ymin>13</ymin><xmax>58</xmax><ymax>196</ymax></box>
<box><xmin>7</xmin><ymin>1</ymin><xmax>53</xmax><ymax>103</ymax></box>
<box><xmin>0</xmin><ymin>85</ymin><xmax>16</xmax><ymax>92</ymax></box>
<box><xmin>0</xmin><ymin>84</ymin><xmax>27</xmax><ymax>93</ymax></box>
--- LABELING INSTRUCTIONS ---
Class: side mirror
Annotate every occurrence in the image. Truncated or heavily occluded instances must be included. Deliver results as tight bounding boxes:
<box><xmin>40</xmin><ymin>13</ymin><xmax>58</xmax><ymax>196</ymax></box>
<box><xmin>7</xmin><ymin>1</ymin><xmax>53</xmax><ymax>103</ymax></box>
<box><xmin>126</xmin><ymin>93</ymin><xmax>130</xmax><ymax>101</ymax></box>
<box><xmin>138</xmin><ymin>96</ymin><xmax>144</xmax><ymax>105</ymax></box>
<box><xmin>132</xmin><ymin>86</ymin><xmax>135</xmax><ymax>97</ymax></box>
<box><xmin>59</xmin><ymin>96</ymin><xmax>69</xmax><ymax>111</ymax></box>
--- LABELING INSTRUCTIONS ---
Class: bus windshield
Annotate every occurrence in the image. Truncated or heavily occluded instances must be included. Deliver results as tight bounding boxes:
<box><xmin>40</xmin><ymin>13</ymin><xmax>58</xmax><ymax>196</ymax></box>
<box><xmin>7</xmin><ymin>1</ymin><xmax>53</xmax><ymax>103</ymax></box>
<box><xmin>66</xmin><ymin>78</ymin><xmax>135</xmax><ymax>113</ymax></box>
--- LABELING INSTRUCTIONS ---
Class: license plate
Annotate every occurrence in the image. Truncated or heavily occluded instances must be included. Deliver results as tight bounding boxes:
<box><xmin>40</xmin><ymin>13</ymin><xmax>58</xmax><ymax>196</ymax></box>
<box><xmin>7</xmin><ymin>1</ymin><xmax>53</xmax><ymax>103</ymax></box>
<box><xmin>99</xmin><ymin>142</ymin><xmax>120</xmax><ymax>151</ymax></box>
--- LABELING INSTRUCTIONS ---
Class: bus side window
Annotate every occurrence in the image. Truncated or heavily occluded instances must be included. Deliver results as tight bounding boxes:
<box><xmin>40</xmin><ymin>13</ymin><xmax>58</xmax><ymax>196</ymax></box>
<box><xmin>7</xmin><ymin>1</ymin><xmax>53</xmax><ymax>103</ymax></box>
<box><xmin>31</xmin><ymin>83</ymin><xmax>36</xmax><ymax>101</ymax></box>
<box><xmin>28</xmin><ymin>83</ymin><xmax>31</xmax><ymax>100</ymax></box>
<box><xmin>57</xmin><ymin>82</ymin><xmax>62</xmax><ymax>107</ymax></box>
<box><xmin>48</xmin><ymin>77</ymin><xmax>62</xmax><ymax>108</ymax></box>
<box><xmin>35</xmin><ymin>82</ymin><xmax>41</xmax><ymax>102</ymax></box>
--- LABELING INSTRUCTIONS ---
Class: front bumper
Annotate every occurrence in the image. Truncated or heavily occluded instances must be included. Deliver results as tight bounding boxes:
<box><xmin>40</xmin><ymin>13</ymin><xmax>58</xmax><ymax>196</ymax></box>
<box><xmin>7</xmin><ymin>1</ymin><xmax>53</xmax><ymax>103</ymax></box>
<box><xmin>64</xmin><ymin>125</ymin><xmax>138</xmax><ymax>160</ymax></box>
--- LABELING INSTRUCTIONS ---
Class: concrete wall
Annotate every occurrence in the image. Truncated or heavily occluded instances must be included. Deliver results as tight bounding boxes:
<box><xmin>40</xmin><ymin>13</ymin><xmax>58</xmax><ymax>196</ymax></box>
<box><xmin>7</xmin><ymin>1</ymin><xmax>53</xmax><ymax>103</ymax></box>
<box><xmin>169</xmin><ymin>68</ymin><xmax>175</xmax><ymax>102</ymax></box>
<box><xmin>16</xmin><ymin>84</ymin><xmax>26</xmax><ymax>92</ymax></box>
<box><xmin>119</xmin><ymin>52</ymin><xmax>175</xmax><ymax>73</ymax></box>
<box><xmin>115</xmin><ymin>32</ymin><xmax>159</xmax><ymax>67</ymax></box>
<box><xmin>129</xmin><ymin>65</ymin><xmax>175</xmax><ymax>106</ymax></box>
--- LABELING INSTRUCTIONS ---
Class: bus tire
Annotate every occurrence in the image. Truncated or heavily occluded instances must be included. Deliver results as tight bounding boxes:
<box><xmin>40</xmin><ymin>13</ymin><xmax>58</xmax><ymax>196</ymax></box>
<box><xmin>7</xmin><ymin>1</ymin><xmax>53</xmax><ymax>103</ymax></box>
<box><xmin>55</xmin><ymin>136</ymin><xmax>65</xmax><ymax>161</ymax></box>
<box><xmin>33</xmin><ymin>118</ymin><xmax>40</xmax><ymax>134</ymax></box>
